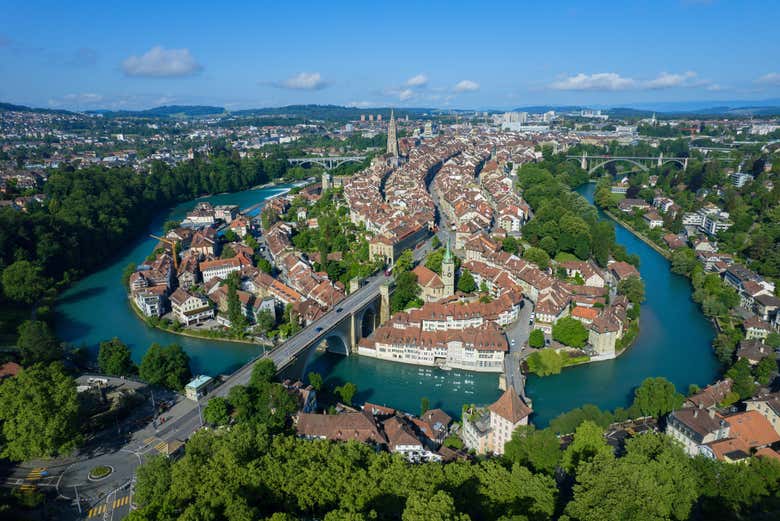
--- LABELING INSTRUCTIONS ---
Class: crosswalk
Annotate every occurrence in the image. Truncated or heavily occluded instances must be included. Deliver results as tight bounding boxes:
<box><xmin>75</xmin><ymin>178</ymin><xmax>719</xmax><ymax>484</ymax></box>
<box><xmin>112</xmin><ymin>495</ymin><xmax>132</xmax><ymax>508</ymax></box>
<box><xmin>86</xmin><ymin>495</ymin><xmax>132</xmax><ymax>518</ymax></box>
<box><xmin>87</xmin><ymin>504</ymin><xmax>106</xmax><ymax>517</ymax></box>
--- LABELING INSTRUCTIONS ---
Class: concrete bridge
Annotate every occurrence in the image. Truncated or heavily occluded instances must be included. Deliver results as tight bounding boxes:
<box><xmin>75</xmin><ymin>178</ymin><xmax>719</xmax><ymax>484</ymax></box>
<box><xmin>209</xmin><ymin>273</ymin><xmax>393</xmax><ymax>395</ymax></box>
<box><xmin>567</xmin><ymin>153</ymin><xmax>689</xmax><ymax>174</ymax></box>
<box><xmin>287</xmin><ymin>156</ymin><xmax>367</xmax><ymax>170</ymax></box>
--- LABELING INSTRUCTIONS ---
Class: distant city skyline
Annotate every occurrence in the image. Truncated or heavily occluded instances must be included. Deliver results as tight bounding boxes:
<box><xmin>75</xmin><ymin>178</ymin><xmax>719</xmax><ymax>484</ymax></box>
<box><xmin>2</xmin><ymin>0</ymin><xmax>779</xmax><ymax>111</ymax></box>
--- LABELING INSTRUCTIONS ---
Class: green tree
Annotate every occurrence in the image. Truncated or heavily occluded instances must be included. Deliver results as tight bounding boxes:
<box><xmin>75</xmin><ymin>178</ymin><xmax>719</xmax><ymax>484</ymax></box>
<box><xmin>1</xmin><ymin>260</ymin><xmax>49</xmax><ymax>304</ymax></box>
<box><xmin>257</xmin><ymin>257</ymin><xmax>273</xmax><ymax>274</ymax></box>
<box><xmin>393</xmin><ymin>249</ymin><xmax>414</xmax><ymax>274</ymax></box>
<box><xmin>523</xmin><ymin>247</ymin><xmax>550</xmax><ymax>270</ymax></box>
<box><xmin>254</xmin><ymin>310</ymin><xmax>276</xmax><ymax>334</ymax></box>
<box><xmin>0</xmin><ymin>363</ymin><xmax>81</xmax><ymax>460</ymax></box>
<box><xmin>226</xmin><ymin>275</ymin><xmax>248</xmax><ymax>336</ymax></box>
<box><xmin>139</xmin><ymin>343</ymin><xmax>192</xmax><ymax>390</ymax></box>
<box><xmin>503</xmin><ymin>425</ymin><xmax>561</xmax><ymax>475</ymax></box>
<box><xmin>421</xmin><ymin>397</ymin><xmax>430</xmax><ymax>415</ymax></box>
<box><xmin>726</xmin><ymin>358</ymin><xmax>756</xmax><ymax>399</ymax></box>
<box><xmin>552</xmin><ymin>317</ymin><xmax>588</xmax><ymax>348</ymax></box>
<box><xmin>162</xmin><ymin>220</ymin><xmax>180</xmax><ymax>233</ymax></box>
<box><xmin>501</xmin><ymin>236</ymin><xmax>519</xmax><ymax>254</ymax></box>
<box><xmin>631</xmin><ymin>377</ymin><xmax>684</xmax><ymax>419</ymax></box>
<box><xmin>98</xmin><ymin>338</ymin><xmax>137</xmax><ymax>376</ymax></box>
<box><xmin>203</xmin><ymin>397</ymin><xmax>230</xmax><ymax>426</ymax></box>
<box><xmin>457</xmin><ymin>268</ymin><xmax>477</xmax><ymax>293</ymax></box>
<box><xmin>565</xmin><ymin>433</ymin><xmax>698</xmax><ymax>521</ymax></box>
<box><xmin>425</xmin><ymin>248</ymin><xmax>444</xmax><ymax>274</ymax></box>
<box><xmin>391</xmin><ymin>271</ymin><xmax>421</xmax><ymax>312</ymax></box>
<box><xmin>121</xmin><ymin>262</ymin><xmax>137</xmax><ymax>289</ymax></box>
<box><xmin>562</xmin><ymin>420</ymin><xmax>613</xmax><ymax>473</ymax></box>
<box><xmin>527</xmin><ymin>349</ymin><xmax>564</xmax><ymax>376</ymax></box>
<box><xmin>403</xmin><ymin>490</ymin><xmax>470</xmax><ymax>521</ymax></box>
<box><xmin>307</xmin><ymin>372</ymin><xmax>323</xmax><ymax>391</ymax></box>
<box><xmin>133</xmin><ymin>455</ymin><xmax>171</xmax><ymax>508</ymax></box>
<box><xmin>17</xmin><ymin>320</ymin><xmax>62</xmax><ymax>365</ymax></box>
<box><xmin>529</xmin><ymin>329</ymin><xmax>545</xmax><ymax>348</ymax></box>
<box><xmin>765</xmin><ymin>332</ymin><xmax>780</xmax><ymax>349</ymax></box>
<box><xmin>335</xmin><ymin>382</ymin><xmax>357</xmax><ymax>406</ymax></box>
<box><xmin>753</xmin><ymin>356</ymin><xmax>776</xmax><ymax>386</ymax></box>
<box><xmin>249</xmin><ymin>359</ymin><xmax>277</xmax><ymax>387</ymax></box>
<box><xmin>617</xmin><ymin>275</ymin><xmax>645</xmax><ymax>305</ymax></box>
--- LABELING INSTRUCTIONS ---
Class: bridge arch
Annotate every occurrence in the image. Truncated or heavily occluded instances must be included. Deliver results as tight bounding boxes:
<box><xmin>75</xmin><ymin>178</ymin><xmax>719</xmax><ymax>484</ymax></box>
<box><xmin>359</xmin><ymin>304</ymin><xmax>378</xmax><ymax>338</ymax></box>
<box><xmin>659</xmin><ymin>158</ymin><xmax>687</xmax><ymax>169</ymax></box>
<box><xmin>323</xmin><ymin>330</ymin><xmax>351</xmax><ymax>356</ymax></box>
<box><xmin>588</xmin><ymin>158</ymin><xmax>649</xmax><ymax>175</ymax></box>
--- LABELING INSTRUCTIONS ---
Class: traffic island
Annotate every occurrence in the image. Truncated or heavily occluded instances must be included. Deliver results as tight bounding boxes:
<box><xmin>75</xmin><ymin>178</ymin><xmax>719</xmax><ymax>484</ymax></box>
<box><xmin>88</xmin><ymin>465</ymin><xmax>113</xmax><ymax>481</ymax></box>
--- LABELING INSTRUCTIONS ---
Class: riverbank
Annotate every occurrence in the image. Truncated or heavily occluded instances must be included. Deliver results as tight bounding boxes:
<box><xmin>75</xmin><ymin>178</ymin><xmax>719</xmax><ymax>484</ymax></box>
<box><xmin>127</xmin><ymin>298</ymin><xmax>273</xmax><ymax>348</ymax></box>
<box><xmin>602</xmin><ymin>209</ymin><xmax>672</xmax><ymax>260</ymax></box>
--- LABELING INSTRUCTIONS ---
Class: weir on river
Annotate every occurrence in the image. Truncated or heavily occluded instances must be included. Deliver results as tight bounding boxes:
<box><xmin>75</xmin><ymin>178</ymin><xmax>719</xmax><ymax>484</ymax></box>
<box><xmin>55</xmin><ymin>182</ymin><xmax>719</xmax><ymax>426</ymax></box>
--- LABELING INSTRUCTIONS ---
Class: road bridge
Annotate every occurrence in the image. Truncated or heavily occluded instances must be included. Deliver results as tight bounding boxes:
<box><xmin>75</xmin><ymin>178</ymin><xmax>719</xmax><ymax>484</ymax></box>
<box><xmin>287</xmin><ymin>156</ymin><xmax>367</xmax><ymax>170</ymax></box>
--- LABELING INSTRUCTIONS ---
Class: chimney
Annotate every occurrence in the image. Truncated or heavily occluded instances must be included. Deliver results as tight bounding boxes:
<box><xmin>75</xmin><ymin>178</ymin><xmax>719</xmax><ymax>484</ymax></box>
<box><xmin>709</xmin><ymin>409</ymin><xmax>715</xmax><ymax>419</ymax></box>
<box><xmin>694</xmin><ymin>409</ymin><xmax>699</xmax><ymax>418</ymax></box>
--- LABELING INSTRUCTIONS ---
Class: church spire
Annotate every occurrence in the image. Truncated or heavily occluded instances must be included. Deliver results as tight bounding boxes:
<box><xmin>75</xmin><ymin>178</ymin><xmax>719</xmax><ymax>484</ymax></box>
<box><xmin>386</xmin><ymin>109</ymin><xmax>399</xmax><ymax>158</ymax></box>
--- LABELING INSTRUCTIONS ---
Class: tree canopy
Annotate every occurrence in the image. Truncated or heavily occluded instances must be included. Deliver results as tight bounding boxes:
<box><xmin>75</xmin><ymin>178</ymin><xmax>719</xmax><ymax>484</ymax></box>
<box><xmin>97</xmin><ymin>337</ymin><xmax>137</xmax><ymax>376</ymax></box>
<box><xmin>0</xmin><ymin>363</ymin><xmax>81</xmax><ymax>460</ymax></box>
<box><xmin>139</xmin><ymin>343</ymin><xmax>192</xmax><ymax>390</ymax></box>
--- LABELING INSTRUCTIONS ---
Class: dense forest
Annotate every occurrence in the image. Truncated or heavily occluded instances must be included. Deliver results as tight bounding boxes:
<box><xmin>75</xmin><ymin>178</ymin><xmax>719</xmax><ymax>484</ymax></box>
<box><xmin>0</xmin><ymin>147</ymin><xmax>291</xmax><ymax>320</ymax></box>
<box><xmin>515</xmin><ymin>159</ymin><xmax>638</xmax><ymax>268</ymax></box>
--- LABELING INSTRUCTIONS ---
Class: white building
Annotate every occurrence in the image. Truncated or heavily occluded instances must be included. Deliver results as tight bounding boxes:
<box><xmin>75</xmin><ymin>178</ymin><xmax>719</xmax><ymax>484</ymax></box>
<box><xmin>170</xmin><ymin>288</ymin><xmax>214</xmax><ymax>326</ymax></box>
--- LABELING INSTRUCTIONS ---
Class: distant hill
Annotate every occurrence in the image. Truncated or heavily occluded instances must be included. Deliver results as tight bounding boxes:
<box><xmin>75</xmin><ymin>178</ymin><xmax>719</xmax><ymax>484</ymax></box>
<box><xmin>87</xmin><ymin>105</ymin><xmax>226</xmax><ymax>118</ymax></box>
<box><xmin>0</xmin><ymin>102</ymin><xmax>73</xmax><ymax>115</ymax></box>
<box><xmin>232</xmin><ymin>104</ymin><xmax>434</xmax><ymax>121</ymax></box>
<box><xmin>511</xmin><ymin>105</ymin><xmax>586</xmax><ymax>114</ymax></box>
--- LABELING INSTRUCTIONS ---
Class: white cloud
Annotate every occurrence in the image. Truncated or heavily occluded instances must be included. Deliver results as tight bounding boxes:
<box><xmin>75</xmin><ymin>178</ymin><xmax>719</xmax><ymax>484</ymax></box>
<box><xmin>550</xmin><ymin>71</ymin><xmax>715</xmax><ymax>91</ymax></box>
<box><xmin>645</xmin><ymin>71</ymin><xmax>697</xmax><ymax>89</ymax></box>
<box><xmin>399</xmin><ymin>88</ymin><xmax>415</xmax><ymax>101</ymax></box>
<box><xmin>275</xmin><ymin>72</ymin><xmax>327</xmax><ymax>90</ymax></box>
<box><xmin>122</xmin><ymin>46</ymin><xmax>202</xmax><ymax>77</ymax></box>
<box><xmin>405</xmin><ymin>74</ymin><xmax>428</xmax><ymax>87</ymax></box>
<box><xmin>756</xmin><ymin>73</ymin><xmax>780</xmax><ymax>86</ymax></box>
<box><xmin>454</xmin><ymin>80</ymin><xmax>480</xmax><ymax>93</ymax></box>
<box><xmin>550</xmin><ymin>72</ymin><xmax>636</xmax><ymax>91</ymax></box>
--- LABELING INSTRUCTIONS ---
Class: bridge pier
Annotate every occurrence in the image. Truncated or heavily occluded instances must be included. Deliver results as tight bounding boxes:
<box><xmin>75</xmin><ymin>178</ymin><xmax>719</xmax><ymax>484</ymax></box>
<box><xmin>580</xmin><ymin>153</ymin><xmax>588</xmax><ymax>171</ymax></box>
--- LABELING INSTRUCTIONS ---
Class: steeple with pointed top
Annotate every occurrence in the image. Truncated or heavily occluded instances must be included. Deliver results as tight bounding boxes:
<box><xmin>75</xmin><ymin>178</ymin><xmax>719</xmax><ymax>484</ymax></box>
<box><xmin>386</xmin><ymin>109</ymin><xmax>399</xmax><ymax>158</ymax></box>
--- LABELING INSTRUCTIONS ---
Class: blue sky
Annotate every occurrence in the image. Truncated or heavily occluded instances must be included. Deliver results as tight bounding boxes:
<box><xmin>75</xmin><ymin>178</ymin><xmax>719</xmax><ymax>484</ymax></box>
<box><xmin>2</xmin><ymin>0</ymin><xmax>779</xmax><ymax>111</ymax></box>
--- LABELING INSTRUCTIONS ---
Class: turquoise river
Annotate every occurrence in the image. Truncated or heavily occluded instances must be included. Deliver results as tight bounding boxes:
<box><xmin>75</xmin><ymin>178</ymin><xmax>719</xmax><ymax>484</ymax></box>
<box><xmin>55</xmin><ymin>182</ymin><xmax>720</xmax><ymax>426</ymax></box>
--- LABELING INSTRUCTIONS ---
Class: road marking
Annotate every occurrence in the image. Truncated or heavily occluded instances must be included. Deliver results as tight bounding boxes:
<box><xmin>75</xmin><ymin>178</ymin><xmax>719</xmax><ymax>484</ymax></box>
<box><xmin>88</xmin><ymin>504</ymin><xmax>106</xmax><ymax>517</ymax></box>
<box><xmin>112</xmin><ymin>495</ymin><xmax>131</xmax><ymax>508</ymax></box>
<box><xmin>143</xmin><ymin>437</ymin><xmax>155</xmax><ymax>445</ymax></box>
<box><xmin>154</xmin><ymin>441</ymin><xmax>167</xmax><ymax>453</ymax></box>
